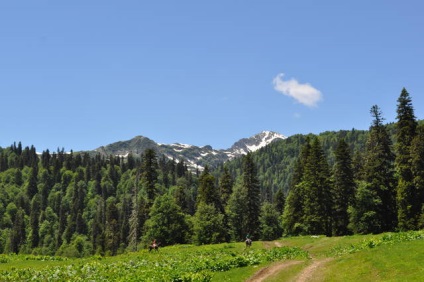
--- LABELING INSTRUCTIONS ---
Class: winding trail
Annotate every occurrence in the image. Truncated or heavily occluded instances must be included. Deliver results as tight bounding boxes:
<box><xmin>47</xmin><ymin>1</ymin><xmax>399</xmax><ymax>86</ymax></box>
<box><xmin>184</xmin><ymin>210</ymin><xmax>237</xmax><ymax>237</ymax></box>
<box><xmin>245</xmin><ymin>260</ymin><xmax>303</xmax><ymax>282</ymax></box>
<box><xmin>246</xmin><ymin>241</ymin><xmax>333</xmax><ymax>282</ymax></box>
<box><xmin>294</xmin><ymin>258</ymin><xmax>332</xmax><ymax>282</ymax></box>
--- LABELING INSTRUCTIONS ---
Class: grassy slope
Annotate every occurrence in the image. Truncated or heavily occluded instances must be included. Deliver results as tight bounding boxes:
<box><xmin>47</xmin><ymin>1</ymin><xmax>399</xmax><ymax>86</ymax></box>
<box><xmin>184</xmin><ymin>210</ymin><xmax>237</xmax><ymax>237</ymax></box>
<box><xmin>242</xmin><ymin>232</ymin><xmax>424</xmax><ymax>282</ymax></box>
<box><xmin>0</xmin><ymin>231</ymin><xmax>423</xmax><ymax>281</ymax></box>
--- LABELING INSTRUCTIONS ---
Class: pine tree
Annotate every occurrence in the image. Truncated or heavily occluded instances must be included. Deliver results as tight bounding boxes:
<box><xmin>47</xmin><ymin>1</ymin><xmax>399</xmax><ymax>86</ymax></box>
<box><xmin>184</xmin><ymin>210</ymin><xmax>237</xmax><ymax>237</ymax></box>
<box><xmin>226</xmin><ymin>178</ymin><xmax>248</xmax><ymax>240</ymax></box>
<box><xmin>26</xmin><ymin>165</ymin><xmax>38</xmax><ymax>199</ymax></box>
<box><xmin>332</xmin><ymin>138</ymin><xmax>355</xmax><ymax>235</ymax></box>
<box><xmin>197</xmin><ymin>166</ymin><xmax>222</xmax><ymax>211</ymax></box>
<box><xmin>105</xmin><ymin>197</ymin><xmax>120</xmax><ymax>255</ymax></box>
<box><xmin>395</xmin><ymin>88</ymin><xmax>418</xmax><ymax>230</ymax></box>
<box><xmin>282</xmin><ymin>138</ymin><xmax>311</xmax><ymax>235</ymax></box>
<box><xmin>273</xmin><ymin>187</ymin><xmax>285</xmax><ymax>215</ymax></box>
<box><xmin>219</xmin><ymin>166</ymin><xmax>233</xmax><ymax>208</ymax></box>
<box><xmin>173</xmin><ymin>177</ymin><xmax>190</xmax><ymax>214</ymax></box>
<box><xmin>91</xmin><ymin>197</ymin><xmax>105</xmax><ymax>255</ymax></box>
<box><xmin>10</xmin><ymin>208</ymin><xmax>26</xmax><ymax>253</ymax></box>
<box><xmin>242</xmin><ymin>153</ymin><xmax>261</xmax><ymax>238</ymax></box>
<box><xmin>30</xmin><ymin>194</ymin><xmax>41</xmax><ymax>248</ymax></box>
<box><xmin>302</xmin><ymin>137</ymin><xmax>332</xmax><ymax>236</ymax></box>
<box><xmin>411</xmin><ymin>124</ymin><xmax>424</xmax><ymax>228</ymax></box>
<box><xmin>358</xmin><ymin>105</ymin><xmax>396</xmax><ymax>233</ymax></box>
<box><xmin>128</xmin><ymin>172</ymin><xmax>140</xmax><ymax>251</ymax></box>
<box><xmin>142</xmin><ymin>149</ymin><xmax>158</xmax><ymax>207</ymax></box>
<box><xmin>259</xmin><ymin>202</ymin><xmax>282</xmax><ymax>240</ymax></box>
<box><xmin>192</xmin><ymin>203</ymin><xmax>226</xmax><ymax>245</ymax></box>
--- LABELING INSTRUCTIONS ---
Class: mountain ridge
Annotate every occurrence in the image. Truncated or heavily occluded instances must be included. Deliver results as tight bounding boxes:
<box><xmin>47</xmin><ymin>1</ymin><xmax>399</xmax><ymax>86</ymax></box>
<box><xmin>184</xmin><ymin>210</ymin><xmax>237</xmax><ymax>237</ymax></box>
<box><xmin>94</xmin><ymin>131</ymin><xmax>287</xmax><ymax>169</ymax></box>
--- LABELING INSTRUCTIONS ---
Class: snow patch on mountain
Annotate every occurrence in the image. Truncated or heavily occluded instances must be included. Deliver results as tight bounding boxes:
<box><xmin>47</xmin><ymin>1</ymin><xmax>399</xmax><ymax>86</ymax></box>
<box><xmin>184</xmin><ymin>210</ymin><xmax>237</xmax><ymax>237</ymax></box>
<box><xmin>94</xmin><ymin>130</ymin><xmax>287</xmax><ymax>170</ymax></box>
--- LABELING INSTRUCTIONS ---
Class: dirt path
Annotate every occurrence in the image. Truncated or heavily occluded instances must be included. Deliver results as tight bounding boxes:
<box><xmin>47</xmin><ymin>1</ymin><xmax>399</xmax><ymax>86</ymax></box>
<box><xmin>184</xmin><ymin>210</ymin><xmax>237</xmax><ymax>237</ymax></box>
<box><xmin>245</xmin><ymin>260</ymin><xmax>303</xmax><ymax>282</ymax></box>
<box><xmin>246</xmin><ymin>241</ymin><xmax>332</xmax><ymax>282</ymax></box>
<box><xmin>294</xmin><ymin>258</ymin><xmax>332</xmax><ymax>282</ymax></box>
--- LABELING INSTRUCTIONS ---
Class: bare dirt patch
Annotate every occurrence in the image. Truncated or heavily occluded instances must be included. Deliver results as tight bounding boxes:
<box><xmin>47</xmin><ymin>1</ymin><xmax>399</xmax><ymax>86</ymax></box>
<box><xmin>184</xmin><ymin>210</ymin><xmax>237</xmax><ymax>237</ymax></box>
<box><xmin>294</xmin><ymin>258</ymin><xmax>332</xmax><ymax>282</ymax></box>
<box><xmin>245</xmin><ymin>260</ymin><xmax>303</xmax><ymax>282</ymax></box>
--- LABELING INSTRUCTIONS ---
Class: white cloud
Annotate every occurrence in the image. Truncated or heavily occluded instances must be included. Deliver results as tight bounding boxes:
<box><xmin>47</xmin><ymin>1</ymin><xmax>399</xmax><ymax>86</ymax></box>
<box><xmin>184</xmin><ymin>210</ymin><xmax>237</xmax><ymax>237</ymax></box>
<box><xmin>273</xmin><ymin>73</ymin><xmax>322</xmax><ymax>107</ymax></box>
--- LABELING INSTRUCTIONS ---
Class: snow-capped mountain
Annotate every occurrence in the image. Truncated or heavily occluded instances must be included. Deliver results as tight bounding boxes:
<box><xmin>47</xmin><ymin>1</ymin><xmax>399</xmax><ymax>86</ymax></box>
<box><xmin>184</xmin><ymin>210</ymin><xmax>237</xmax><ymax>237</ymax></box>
<box><xmin>94</xmin><ymin>131</ymin><xmax>287</xmax><ymax>169</ymax></box>
<box><xmin>224</xmin><ymin>131</ymin><xmax>287</xmax><ymax>159</ymax></box>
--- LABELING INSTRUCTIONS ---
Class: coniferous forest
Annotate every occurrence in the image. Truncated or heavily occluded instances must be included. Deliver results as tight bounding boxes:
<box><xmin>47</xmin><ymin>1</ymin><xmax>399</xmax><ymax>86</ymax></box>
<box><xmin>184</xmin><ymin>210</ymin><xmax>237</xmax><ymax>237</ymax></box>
<box><xmin>0</xmin><ymin>88</ymin><xmax>423</xmax><ymax>257</ymax></box>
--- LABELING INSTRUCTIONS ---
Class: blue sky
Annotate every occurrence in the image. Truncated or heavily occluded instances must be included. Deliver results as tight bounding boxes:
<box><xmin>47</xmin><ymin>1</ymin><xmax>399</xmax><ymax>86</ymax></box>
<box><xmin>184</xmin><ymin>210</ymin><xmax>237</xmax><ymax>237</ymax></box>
<box><xmin>1</xmin><ymin>1</ymin><xmax>423</xmax><ymax>152</ymax></box>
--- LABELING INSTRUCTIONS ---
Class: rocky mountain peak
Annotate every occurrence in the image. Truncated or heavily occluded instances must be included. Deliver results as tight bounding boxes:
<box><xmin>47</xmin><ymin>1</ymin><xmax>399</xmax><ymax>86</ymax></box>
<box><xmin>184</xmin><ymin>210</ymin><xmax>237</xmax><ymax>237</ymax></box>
<box><xmin>94</xmin><ymin>130</ymin><xmax>287</xmax><ymax>170</ymax></box>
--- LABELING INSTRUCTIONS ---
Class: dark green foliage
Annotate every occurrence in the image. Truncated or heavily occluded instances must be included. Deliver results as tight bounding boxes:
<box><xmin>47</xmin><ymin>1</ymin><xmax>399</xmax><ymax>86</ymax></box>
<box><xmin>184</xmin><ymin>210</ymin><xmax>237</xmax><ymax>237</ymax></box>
<box><xmin>29</xmin><ymin>194</ymin><xmax>41</xmax><ymax>248</ymax></box>
<box><xmin>332</xmin><ymin>138</ymin><xmax>355</xmax><ymax>236</ymax></box>
<box><xmin>226</xmin><ymin>178</ymin><xmax>248</xmax><ymax>241</ymax></box>
<box><xmin>142</xmin><ymin>149</ymin><xmax>158</xmax><ymax>207</ymax></box>
<box><xmin>197</xmin><ymin>166</ymin><xmax>222</xmax><ymax>212</ymax></box>
<box><xmin>282</xmin><ymin>139</ymin><xmax>311</xmax><ymax>235</ymax></box>
<box><xmin>105</xmin><ymin>197</ymin><xmax>120</xmax><ymax>255</ymax></box>
<box><xmin>301</xmin><ymin>137</ymin><xmax>332</xmax><ymax>236</ymax></box>
<box><xmin>273</xmin><ymin>187</ymin><xmax>285</xmax><ymax>215</ymax></box>
<box><xmin>219</xmin><ymin>166</ymin><xmax>233</xmax><ymax>208</ymax></box>
<box><xmin>26</xmin><ymin>166</ymin><xmax>38</xmax><ymax>199</ymax></box>
<box><xmin>192</xmin><ymin>203</ymin><xmax>227</xmax><ymax>245</ymax></box>
<box><xmin>91</xmin><ymin>197</ymin><xmax>105</xmax><ymax>254</ymax></box>
<box><xmin>142</xmin><ymin>194</ymin><xmax>189</xmax><ymax>246</ymax></box>
<box><xmin>259</xmin><ymin>202</ymin><xmax>282</xmax><ymax>240</ymax></box>
<box><xmin>348</xmin><ymin>181</ymin><xmax>382</xmax><ymax>234</ymax></box>
<box><xmin>242</xmin><ymin>153</ymin><xmax>261</xmax><ymax>238</ymax></box>
<box><xmin>395</xmin><ymin>88</ymin><xmax>418</xmax><ymax>230</ymax></box>
<box><xmin>10</xmin><ymin>208</ymin><xmax>25</xmax><ymax>253</ymax></box>
<box><xmin>411</xmin><ymin>124</ymin><xmax>424</xmax><ymax>228</ymax></box>
<box><xmin>351</xmin><ymin>105</ymin><xmax>397</xmax><ymax>233</ymax></box>
<box><xmin>173</xmin><ymin>177</ymin><xmax>191</xmax><ymax>214</ymax></box>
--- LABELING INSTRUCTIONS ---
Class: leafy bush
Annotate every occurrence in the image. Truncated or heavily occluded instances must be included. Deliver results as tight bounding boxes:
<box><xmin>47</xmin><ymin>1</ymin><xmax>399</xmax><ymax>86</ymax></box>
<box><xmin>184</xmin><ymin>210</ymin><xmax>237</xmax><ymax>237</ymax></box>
<box><xmin>0</xmin><ymin>244</ymin><xmax>308</xmax><ymax>281</ymax></box>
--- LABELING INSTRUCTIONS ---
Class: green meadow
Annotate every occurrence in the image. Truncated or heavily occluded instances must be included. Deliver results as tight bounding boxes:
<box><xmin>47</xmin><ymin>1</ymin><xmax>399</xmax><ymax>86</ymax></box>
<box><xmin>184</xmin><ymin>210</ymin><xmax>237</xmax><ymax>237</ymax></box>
<box><xmin>0</xmin><ymin>230</ymin><xmax>422</xmax><ymax>281</ymax></box>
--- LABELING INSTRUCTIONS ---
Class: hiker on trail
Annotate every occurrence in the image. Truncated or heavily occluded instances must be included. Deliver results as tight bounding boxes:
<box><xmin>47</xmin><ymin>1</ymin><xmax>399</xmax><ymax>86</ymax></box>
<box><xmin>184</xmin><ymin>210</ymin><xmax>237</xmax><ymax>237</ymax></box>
<box><xmin>245</xmin><ymin>233</ymin><xmax>252</xmax><ymax>248</ymax></box>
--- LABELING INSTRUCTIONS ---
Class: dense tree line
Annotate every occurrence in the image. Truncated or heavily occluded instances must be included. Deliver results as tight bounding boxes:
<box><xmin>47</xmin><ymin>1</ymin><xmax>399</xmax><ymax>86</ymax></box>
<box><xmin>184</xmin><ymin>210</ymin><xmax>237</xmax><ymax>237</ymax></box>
<box><xmin>0</xmin><ymin>88</ymin><xmax>423</xmax><ymax>257</ymax></box>
<box><xmin>0</xmin><ymin>142</ymin><xmax>267</xmax><ymax>256</ymax></box>
<box><xmin>280</xmin><ymin>89</ymin><xmax>424</xmax><ymax>236</ymax></box>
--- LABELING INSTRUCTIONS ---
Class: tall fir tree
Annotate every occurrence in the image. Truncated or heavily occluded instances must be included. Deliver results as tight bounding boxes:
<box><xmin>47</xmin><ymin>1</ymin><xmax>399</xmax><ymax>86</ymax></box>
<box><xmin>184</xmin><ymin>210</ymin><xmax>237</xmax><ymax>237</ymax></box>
<box><xmin>92</xmin><ymin>196</ymin><xmax>105</xmax><ymax>255</ymax></box>
<box><xmin>192</xmin><ymin>203</ymin><xmax>227</xmax><ymax>245</ymax></box>
<box><xmin>360</xmin><ymin>105</ymin><xmax>396</xmax><ymax>233</ymax></box>
<box><xmin>10</xmin><ymin>208</ymin><xmax>26</xmax><ymax>253</ymax></box>
<box><xmin>219</xmin><ymin>166</ymin><xmax>233</xmax><ymax>208</ymax></box>
<box><xmin>410</xmin><ymin>124</ymin><xmax>424</xmax><ymax>228</ymax></box>
<box><xmin>142</xmin><ymin>149</ymin><xmax>159</xmax><ymax>207</ymax></box>
<box><xmin>273</xmin><ymin>187</ymin><xmax>285</xmax><ymax>215</ymax></box>
<box><xmin>26</xmin><ymin>165</ymin><xmax>38</xmax><ymax>199</ymax></box>
<box><xmin>259</xmin><ymin>202</ymin><xmax>282</xmax><ymax>240</ymax></box>
<box><xmin>197</xmin><ymin>166</ymin><xmax>222</xmax><ymax>212</ymax></box>
<box><xmin>29</xmin><ymin>194</ymin><xmax>41</xmax><ymax>248</ymax></box>
<box><xmin>128</xmin><ymin>172</ymin><xmax>140</xmax><ymax>251</ymax></box>
<box><xmin>332</xmin><ymin>138</ymin><xmax>356</xmax><ymax>235</ymax></box>
<box><xmin>395</xmin><ymin>88</ymin><xmax>418</xmax><ymax>230</ymax></box>
<box><xmin>282</xmin><ymin>137</ymin><xmax>311</xmax><ymax>235</ymax></box>
<box><xmin>226</xmin><ymin>178</ymin><xmax>248</xmax><ymax>240</ymax></box>
<box><xmin>105</xmin><ymin>197</ymin><xmax>120</xmax><ymax>255</ymax></box>
<box><xmin>301</xmin><ymin>136</ymin><xmax>332</xmax><ymax>236</ymax></box>
<box><xmin>242</xmin><ymin>153</ymin><xmax>261</xmax><ymax>238</ymax></box>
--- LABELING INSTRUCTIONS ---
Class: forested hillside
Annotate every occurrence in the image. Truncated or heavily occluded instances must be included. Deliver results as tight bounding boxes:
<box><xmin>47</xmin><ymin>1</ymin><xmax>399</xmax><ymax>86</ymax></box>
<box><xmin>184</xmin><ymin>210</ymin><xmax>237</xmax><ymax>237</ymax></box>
<box><xmin>217</xmin><ymin>128</ymin><xmax>369</xmax><ymax>201</ymax></box>
<box><xmin>0</xmin><ymin>88</ymin><xmax>423</xmax><ymax>257</ymax></box>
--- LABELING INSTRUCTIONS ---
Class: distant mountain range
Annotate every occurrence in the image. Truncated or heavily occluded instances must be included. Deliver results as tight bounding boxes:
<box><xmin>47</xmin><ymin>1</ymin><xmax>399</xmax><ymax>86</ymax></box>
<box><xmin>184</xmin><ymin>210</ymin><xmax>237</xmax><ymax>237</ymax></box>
<box><xmin>94</xmin><ymin>131</ymin><xmax>287</xmax><ymax>169</ymax></box>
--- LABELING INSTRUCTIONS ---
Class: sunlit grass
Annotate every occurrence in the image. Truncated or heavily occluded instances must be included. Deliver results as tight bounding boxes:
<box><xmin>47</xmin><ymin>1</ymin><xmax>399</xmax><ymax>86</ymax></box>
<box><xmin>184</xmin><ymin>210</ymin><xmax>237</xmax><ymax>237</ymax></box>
<box><xmin>0</xmin><ymin>231</ymin><xmax>422</xmax><ymax>281</ymax></box>
<box><xmin>319</xmin><ymin>240</ymin><xmax>424</xmax><ymax>281</ymax></box>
